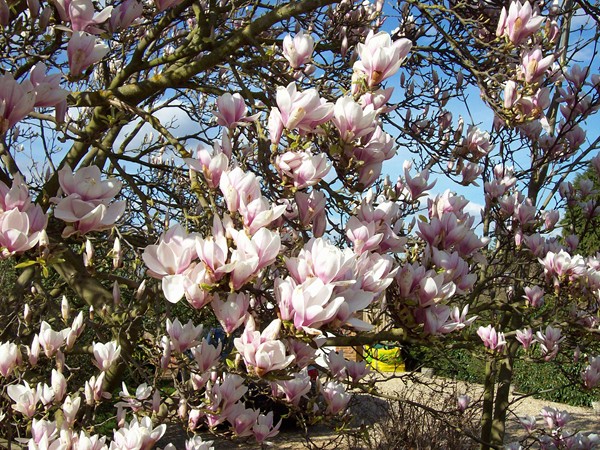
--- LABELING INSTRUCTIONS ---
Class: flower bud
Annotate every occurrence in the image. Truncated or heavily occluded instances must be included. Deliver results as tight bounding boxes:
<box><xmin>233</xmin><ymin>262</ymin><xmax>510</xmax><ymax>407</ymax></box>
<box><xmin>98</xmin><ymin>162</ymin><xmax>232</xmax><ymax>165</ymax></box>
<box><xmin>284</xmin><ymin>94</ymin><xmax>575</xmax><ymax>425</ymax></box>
<box><xmin>61</xmin><ymin>296</ymin><xmax>70</xmax><ymax>322</ymax></box>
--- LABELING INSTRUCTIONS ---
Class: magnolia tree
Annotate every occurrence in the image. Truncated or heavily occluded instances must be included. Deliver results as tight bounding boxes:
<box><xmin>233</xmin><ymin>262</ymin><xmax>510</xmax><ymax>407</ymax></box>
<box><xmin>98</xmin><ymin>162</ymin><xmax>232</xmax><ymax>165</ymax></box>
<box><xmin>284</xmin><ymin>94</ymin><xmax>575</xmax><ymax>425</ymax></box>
<box><xmin>0</xmin><ymin>0</ymin><xmax>599</xmax><ymax>448</ymax></box>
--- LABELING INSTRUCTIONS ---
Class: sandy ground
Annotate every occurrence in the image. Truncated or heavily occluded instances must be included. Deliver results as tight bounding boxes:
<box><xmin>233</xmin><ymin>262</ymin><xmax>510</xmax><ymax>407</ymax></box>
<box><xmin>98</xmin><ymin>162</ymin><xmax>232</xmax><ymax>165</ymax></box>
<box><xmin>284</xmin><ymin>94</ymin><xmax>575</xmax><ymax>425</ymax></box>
<box><xmin>158</xmin><ymin>373</ymin><xmax>600</xmax><ymax>449</ymax></box>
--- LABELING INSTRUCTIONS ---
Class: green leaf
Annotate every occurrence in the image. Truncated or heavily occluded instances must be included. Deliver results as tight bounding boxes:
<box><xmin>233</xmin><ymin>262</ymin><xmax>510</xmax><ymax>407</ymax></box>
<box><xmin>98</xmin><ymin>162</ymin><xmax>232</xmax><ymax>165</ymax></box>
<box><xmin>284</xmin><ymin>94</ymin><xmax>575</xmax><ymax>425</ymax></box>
<box><xmin>15</xmin><ymin>260</ymin><xmax>38</xmax><ymax>269</ymax></box>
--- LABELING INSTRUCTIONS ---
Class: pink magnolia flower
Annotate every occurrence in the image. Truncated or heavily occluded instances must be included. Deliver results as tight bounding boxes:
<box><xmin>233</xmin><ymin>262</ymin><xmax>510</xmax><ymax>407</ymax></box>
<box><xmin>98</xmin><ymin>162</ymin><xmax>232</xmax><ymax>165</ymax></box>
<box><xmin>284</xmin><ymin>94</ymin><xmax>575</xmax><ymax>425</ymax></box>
<box><xmin>92</xmin><ymin>340</ymin><xmax>121</xmax><ymax>371</ymax></box>
<box><xmin>143</xmin><ymin>224</ymin><xmax>196</xmax><ymax>278</ymax></box>
<box><xmin>166</xmin><ymin>318</ymin><xmax>203</xmax><ymax>353</ymax></box>
<box><xmin>53</xmin><ymin>196</ymin><xmax>126</xmax><ymax>237</ymax></box>
<box><xmin>516</xmin><ymin>328</ymin><xmax>533</xmax><ymax>350</ymax></box>
<box><xmin>0</xmin><ymin>341</ymin><xmax>21</xmax><ymax>377</ymax></box>
<box><xmin>275</xmin><ymin>369</ymin><xmax>311</xmax><ymax>406</ymax></box>
<box><xmin>0</xmin><ymin>208</ymin><xmax>46</xmax><ymax>258</ymax></box>
<box><xmin>186</xmin><ymin>435</ymin><xmax>215</xmax><ymax>450</ymax></box>
<box><xmin>540</xmin><ymin>250</ymin><xmax>587</xmax><ymax>283</ymax></box>
<box><xmin>58</xmin><ymin>164</ymin><xmax>122</xmax><ymax>202</ymax></box>
<box><xmin>540</xmin><ymin>406</ymin><xmax>572</xmax><ymax>429</ymax></box>
<box><xmin>353</xmin><ymin>31</ymin><xmax>412</xmax><ymax>87</ymax></box>
<box><xmin>38</xmin><ymin>321</ymin><xmax>68</xmax><ymax>358</ymax></box>
<box><xmin>286</xmin><ymin>237</ymin><xmax>355</xmax><ymax>285</ymax></box>
<box><xmin>282</xmin><ymin>30</ymin><xmax>314</xmax><ymax>69</ymax></box>
<box><xmin>29</xmin><ymin>63</ymin><xmax>68</xmax><ymax>108</ymax></box>
<box><xmin>457</xmin><ymin>394</ymin><xmax>470</xmax><ymax>412</ymax></box>
<box><xmin>287</xmin><ymin>277</ymin><xmax>344</xmax><ymax>333</ymax></box>
<box><xmin>211</xmin><ymin>292</ymin><xmax>249</xmax><ymax>334</ymax></box>
<box><xmin>268</xmin><ymin>83</ymin><xmax>334</xmax><ymax>144</ymax></box>
<box><xmin>29</xmin><ymin>418</ymin><xmax>57</xmax><ymax>445</ymax></box>
<box><xmin>191</xmin><ymin>338</ymin><xmax>222</xmax><ymax>373</ymax></box>
<box><xmin>523</xmin><ymin>285</ymin><xmax>544</xmax><ymax>307</ymax></box>
<box><xmin>345</xmin><ymin>359</ymin><xmax>370</xmax><ymax>383</ymax></box>
<box><xmin>275</xmin><ymin>150</ymin><xmax>330</xmax><ymax>189</ymax></box>
<box><xmin>582</xmin><ymin>356</ymin><xmax>600</xmax><ymax>389</ymax></box>
<box><xmin>67</xmin><ymin>31</ymin><xmax>109</xmax><ymax>76</ymax></box>
<box><xmin>520</xmin><ymin>47</ymin><xmax>554</xmax><ymax>84</ymax></box>
<box><xmin>62</xmin><ymin>394</ymin><xmax>81</xmax><ymax>426</ymax></box>
<box><xmin>119</xmin><ymin>382</ymin><xmax>152</xmax><ymax>412</ymax></box>
<box><xmin>477</xmin><ymin>325</ymin><xmax>506</xmax><ymax>351</ymax></box>
<box><xmin>0</xmin><ymin>73</ymin><xmax>36</xmax><ymax>134</ymax></box>
<box><xmin>219</xmin><ymin>166</ymin><xmax>261</xmax><ymax>213</ymax></box>
<box><xmin>535</xmin><ymin>325</ymin><xmax>564</xmax><ymax>360</ymax></box>
<box><xmin>84</xmin><ymin>372</ymin><xmax>111</xmax><ymax>405</ymax></box>
<box><xmin>332</xmin><ymin>96</ymin><xmax>377</xmax><ymax>142</ymax></box>
<box><xmin>462</xmin><ymin>125</ymin><xmax>492</xmax><ymax>160</ymax></box>
<box><xmin>252</xmin><ymin>411</ymin><xmax>281</xmax><ymax>444</ymax></box>
<box><xmin>108</xmin><ymin>0</ymin><xmax>143</xmax><ymax>32</ymax></box>
<box><xmin>496</xmin><ymin>1</ymin><xmax>545</xmax><ymax>45</ymax></box>
<box><xmin>234</xmin><ymin>317</ymin><xmax>294</xmax><ymax>377</ymax></box>
<box><xmin>51</xmin><ymin>369</ymin><xmax>67</xmax><ymax>403</ymax></box>
<box><xmin>346</xmin><ymin>216</ymin><xmax>383</xmax><ymax>254</ymax></box>
<box><xmin>321</xmin><ymin>380</ymin><xmax>350</xmax><ymax>415</ymax></box>
<box><xmin>402</xmin><ymin>160</ymin><xmax>437</xmax><ymax>202</ymax></box>
<box><xmin>185</xmin><ymin>144</ymin><xmax>229</xmax><ymax>189</ymax></box>
<box><xmin>7</xmin><ymin>381</ymin><xmax>39</xmax><ymax>417</ymax></box>
<box><xmin>228</xmin><ymin>228</ymin><xmax>281</xmax><ymax>290</ymax></box>
<box><xmin>213</xmin><ymin>93</ymin><xmax>260</xmax><ymax>129</ymax></box>
<box><xmin>111</xmin><ymin>416</ymin><xmax>166</xmax><ymax>450</ymax></box>
<box><xmin>295</xmin><ymin>189</ymin><xmax>326</xmax><ymax>237</ymax></box>
<box><xmin>239</xmin><ymin>196</ymin><xmax>286</xmax><ymax>235</ymax></box>
<box><xmin>68</xmin><ymin>0</ymin><xmax>112</xmax><ymax>33</ymax></box>
<box><xmin>227</xmin><ymin>403</ymin><xmax>260</xmax><ymax>437</ymax></box>
<box><xmin>333</xmin><ymin>287</ymin><xmax>376</xmax><ymax>330</ymax></box>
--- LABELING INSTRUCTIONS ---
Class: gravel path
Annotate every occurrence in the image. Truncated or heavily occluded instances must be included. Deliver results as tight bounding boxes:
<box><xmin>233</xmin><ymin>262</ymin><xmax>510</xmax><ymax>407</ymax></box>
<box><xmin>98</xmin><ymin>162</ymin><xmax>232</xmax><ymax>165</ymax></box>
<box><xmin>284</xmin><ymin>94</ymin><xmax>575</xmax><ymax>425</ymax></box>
<box><xmin>158</xmin><ymin>373</ymin><xmax>600</xmax><ymax>449</ymax></box>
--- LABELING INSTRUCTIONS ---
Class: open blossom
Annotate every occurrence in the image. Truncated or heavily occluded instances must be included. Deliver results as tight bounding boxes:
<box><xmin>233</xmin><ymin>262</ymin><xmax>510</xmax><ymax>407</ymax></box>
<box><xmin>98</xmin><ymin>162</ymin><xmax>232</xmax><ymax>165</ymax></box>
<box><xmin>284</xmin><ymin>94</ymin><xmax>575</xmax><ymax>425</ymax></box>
<box><xmin>268</xmin><ymin>83</ymin><xmax>334</xmax><ymax>144</ymax></box>
<box><xmin>92</xmin><ymin>340</ymin><xmax>121</xmax><ymax>371</ymax></box>
<box><xmin>67</xmin><ymin>0</ymin><xmax>112</xmax><ymax>33</ymax></box>
<box><xmin>53</xmin><ymin>164</ymin><xmax>125</xmax><ymax>237</ymax></box>
<box><xmin>143</xmin><ymin>224</ymin><xmax>197</xmax><ymax>301</ymax></box>
<box><xmin>0</xmin><ymin>207</ymin><xmax>46</xmax><ymax>258</ymax></box>
<box><xmin>0</xmin><ymin>73</ymin><xmax>36</xmax><ymax>134</ymax></box>
<box><xmin>108</xmin><ymin>0</ymin><xmax>143</xmax><ymax>31</ymax></box>
<box><xmin>253</xmin><ymin>411</ymin><xmax>281</xmax><ymax>444</ymax></box>
<box><xmin>284</xmin><ymin>277</ymin><xmax>344</xmax><ymax>333</ymax></box>
<box><xmin>519</xmin><ymin>47</ymin><xmax>554</xmax><ymax>83</ymax></box>
<box><xmin>496</xmin><ymin>0</ymin><xmax>545</xmax><ymax>44</ymax></box>
<box><xmin>111</xmin><ymin>416</ymin><xmax>166</xmax><ymax>450</ymax></box>
<box><xmin>186</xmin><ymin>435</ymin><xmax>215</xmax><ymax>450</ymax></box>
<box><xmin>213</xmin><ymin>93</ymin><xmax>260</xmax><ymax>129</ymax></box>
<box><xmin>54</xmin><ymin>196</ymin><xmax>126</xmax><ymax>237</ymax></box>
<box><xmin>582</xmin><ymin>356</ymin><xmax>600</xmax><ymax>389</ymax></box>
<box><xmin>7</xmin><ymin>380</ymin><xmax>39</xmax><ymax>417</ymax></box>
<box><xmin>523</xmin><ymin>285</ymin><xmax>544</xmax><ymax>307</ymax></box>
<box><xmin>275</xmin><ymin>369</ymin><xmax>311</xmax><ymax>406</ymax></box>
<box><xmin>234</xmin><ymin>317</ymin><xmax>294</xmax><ymax>377</ymax></box>
<box><xmin>461</xmin><ymin>125</ymin><xmax>493</xmax><ymax>160</ymax></box>
<box><xmin>166</xmin><ymin>318</ymin><xmax>203</xmax><ymax>353</ymax></box>
<box><xmin>211</xmin><ymin>292</ymin><xmax>249</xmax><ymax>334</ymax></box>
<box><xmin>282</xmin><ymin>30</ymin><xmax>314</xmax><ymax>69</ymax></box>
<box><xmin>67</xmin><ymin>31</ymin><xmax>109</xmax><ymax>76</ymax></box>
<box><xmin>38</xmin><ymin>321</ymin><xmax>68</xmax><ymax>358</ymax></box>
<box><xmin>477</xmin><ymin>325</ymin><xmax>506</xmax><ymax>351</ymax></box>
<box><xmin>321</xmin><ymin>380</ymin><xmax>351</xmax><ymax>415</ymax></box>
<box><xmin>516</xmin><ymin>328</ymin><xmax>534</xmax><ymax>350</ymax></box>
<box><xmin>353</xmin><ymin>31</ymin><xmax>412</xmax><ymax>87</ymax></box>
<box><xmin>540</xmin><ymin>250</ymin><xmax>587</xmax><ymax>282</ymax></box>
<box><xmin>0</xmin><ymin>342</ymin><xmax>21</xmax><ymax>377</ymax></box>
<box><xmin>332</xmin><ymin>96</ymin><xmax>377</xmax><ymax>142</ymax></box>
<box><xmin>29</xmin><ymin>62</ymin><xmax>68</xmax><ymax>108</ymax></box>
<box><xmin>275</xmin><ymin>150</ymin><xmax>330</xmax><ymax>189</ymax></box>
<box><xmin>58</xmin><ymin>164</ymin><xmax>121</xmax><ymax>202</ymax></box>
<box><xmin>535</xmin><ymin>325</ymin><xmax>564</xmax><ymax>360</ymax></box>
